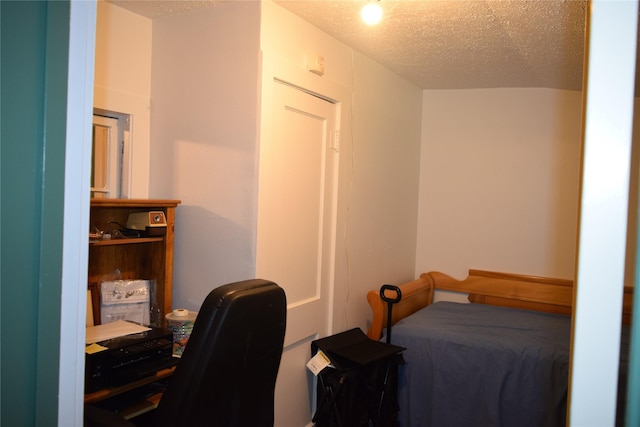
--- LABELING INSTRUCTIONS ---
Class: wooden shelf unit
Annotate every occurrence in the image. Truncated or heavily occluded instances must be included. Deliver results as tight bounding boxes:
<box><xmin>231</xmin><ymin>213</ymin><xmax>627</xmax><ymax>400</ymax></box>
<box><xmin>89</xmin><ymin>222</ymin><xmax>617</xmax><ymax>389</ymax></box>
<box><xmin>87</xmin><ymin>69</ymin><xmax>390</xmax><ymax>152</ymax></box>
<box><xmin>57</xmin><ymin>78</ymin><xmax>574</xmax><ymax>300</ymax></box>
<box><xmin>88</xmin><ymin>199</ymin><xmax>180</xmax><ymax>327</ymax></box>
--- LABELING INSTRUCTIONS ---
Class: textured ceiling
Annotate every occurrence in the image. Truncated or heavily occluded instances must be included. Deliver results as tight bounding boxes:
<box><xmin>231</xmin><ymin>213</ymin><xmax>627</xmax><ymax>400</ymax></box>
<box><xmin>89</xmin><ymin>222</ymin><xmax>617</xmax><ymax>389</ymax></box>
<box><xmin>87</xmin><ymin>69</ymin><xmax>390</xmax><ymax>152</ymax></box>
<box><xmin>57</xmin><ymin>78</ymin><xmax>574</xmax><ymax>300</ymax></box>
<box><xmin>108</xmin><ymin>0</ymin><xmax>589</xmax><ymax>91</ymax></box>
<box><xmin>108</xmin><ymin>0</ymin><xmax>218</xmax><ymax>17</ymax></box>
<box><xmin>274</xmin><ymin>0</ymin><xmax>587</xmax><ymax>91</ymax></box>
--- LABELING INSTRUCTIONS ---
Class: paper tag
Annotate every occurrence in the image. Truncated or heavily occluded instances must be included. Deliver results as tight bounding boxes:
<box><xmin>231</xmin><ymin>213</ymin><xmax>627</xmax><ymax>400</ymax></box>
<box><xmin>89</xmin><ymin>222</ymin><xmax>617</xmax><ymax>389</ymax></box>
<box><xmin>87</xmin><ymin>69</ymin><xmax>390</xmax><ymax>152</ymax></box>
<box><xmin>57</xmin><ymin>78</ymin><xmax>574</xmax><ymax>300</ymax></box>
<box><xmin>85</xmin><ymin>343</ymin><xmax>108</xmax><ymax>354</ymax></box>
<box><xmin>306</xmin><ymin>350</ymin><xmax>333</xmax><ymax>376</ymax></box>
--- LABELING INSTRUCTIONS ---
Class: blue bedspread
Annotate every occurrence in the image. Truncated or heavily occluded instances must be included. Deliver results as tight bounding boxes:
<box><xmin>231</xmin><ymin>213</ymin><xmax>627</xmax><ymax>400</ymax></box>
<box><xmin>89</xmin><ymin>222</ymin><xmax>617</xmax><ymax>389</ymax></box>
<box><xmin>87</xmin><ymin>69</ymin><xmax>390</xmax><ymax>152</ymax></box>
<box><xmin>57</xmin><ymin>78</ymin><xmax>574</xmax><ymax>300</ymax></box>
<box><xmin>391</xmin><ymin>301</ymin><xmax>571</xmax><ymax>427</ymax></box>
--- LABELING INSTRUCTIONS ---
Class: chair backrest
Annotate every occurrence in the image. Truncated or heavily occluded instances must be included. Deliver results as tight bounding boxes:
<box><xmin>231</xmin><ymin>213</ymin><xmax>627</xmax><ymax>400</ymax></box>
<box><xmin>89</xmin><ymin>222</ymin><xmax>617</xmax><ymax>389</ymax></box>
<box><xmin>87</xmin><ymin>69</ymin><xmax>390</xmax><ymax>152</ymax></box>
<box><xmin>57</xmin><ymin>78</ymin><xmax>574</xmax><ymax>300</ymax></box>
<box><xmin>154</xmin><ymin>279</ymin><xmax>287</xmax><ymax>427</ymax></box>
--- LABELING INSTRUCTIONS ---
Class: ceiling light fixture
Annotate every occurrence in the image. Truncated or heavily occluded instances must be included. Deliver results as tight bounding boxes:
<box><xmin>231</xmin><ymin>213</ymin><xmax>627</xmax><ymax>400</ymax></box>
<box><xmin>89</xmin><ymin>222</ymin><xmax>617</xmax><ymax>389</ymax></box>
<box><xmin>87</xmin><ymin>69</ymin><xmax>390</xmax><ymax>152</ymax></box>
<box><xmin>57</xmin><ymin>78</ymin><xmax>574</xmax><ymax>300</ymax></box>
<box><xmin>361</xmin><ymin>0</ymin><xmax>382</xmax><ymax>26</ymax></box>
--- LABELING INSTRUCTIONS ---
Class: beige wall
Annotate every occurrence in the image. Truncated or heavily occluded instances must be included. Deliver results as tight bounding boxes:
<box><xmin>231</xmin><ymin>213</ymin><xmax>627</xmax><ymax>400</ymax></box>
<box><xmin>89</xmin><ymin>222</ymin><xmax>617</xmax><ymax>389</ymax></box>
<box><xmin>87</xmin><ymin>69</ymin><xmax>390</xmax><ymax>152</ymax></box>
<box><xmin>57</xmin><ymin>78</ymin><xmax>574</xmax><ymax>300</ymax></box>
<box><xmin>149</xmin><ymin>2</ymin><xmax>261</xmax><ymax>309</ymax></box>
<box><xmin>94</xmin><ymin>1</ymin><xmax>151</xmax><ymax>197</ymax></box>
<box><xmin>417</xmin><ymin>88</ymin><xmax>583</xmax><ymax>282</ymax></box>
<box><xmin>261</xmin><ymin>2</ymin><xmax>423</xmax><ymax>335</ymax></box>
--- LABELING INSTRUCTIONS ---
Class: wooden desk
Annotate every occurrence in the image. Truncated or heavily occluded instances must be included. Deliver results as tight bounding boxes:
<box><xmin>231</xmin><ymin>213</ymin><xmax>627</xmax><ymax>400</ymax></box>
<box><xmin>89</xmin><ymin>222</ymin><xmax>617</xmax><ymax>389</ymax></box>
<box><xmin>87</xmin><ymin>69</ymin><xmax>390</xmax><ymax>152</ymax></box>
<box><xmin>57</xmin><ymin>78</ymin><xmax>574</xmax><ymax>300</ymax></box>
<box><xmin>84</xmin><ymin>366</ymin><xmax>176</xmax><ymax>419</ymax></box>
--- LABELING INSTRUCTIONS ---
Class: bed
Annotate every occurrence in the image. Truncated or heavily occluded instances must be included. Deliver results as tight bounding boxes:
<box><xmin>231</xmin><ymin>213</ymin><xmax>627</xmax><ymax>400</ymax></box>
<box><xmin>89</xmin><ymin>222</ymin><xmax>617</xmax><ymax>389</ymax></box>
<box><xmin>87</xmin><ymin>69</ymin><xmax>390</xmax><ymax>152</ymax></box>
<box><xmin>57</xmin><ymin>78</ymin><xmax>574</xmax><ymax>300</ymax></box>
<box><xmin>366</xmin><ymin>269</ymin><xmax>633</xmax><ymax>427</ymax></box>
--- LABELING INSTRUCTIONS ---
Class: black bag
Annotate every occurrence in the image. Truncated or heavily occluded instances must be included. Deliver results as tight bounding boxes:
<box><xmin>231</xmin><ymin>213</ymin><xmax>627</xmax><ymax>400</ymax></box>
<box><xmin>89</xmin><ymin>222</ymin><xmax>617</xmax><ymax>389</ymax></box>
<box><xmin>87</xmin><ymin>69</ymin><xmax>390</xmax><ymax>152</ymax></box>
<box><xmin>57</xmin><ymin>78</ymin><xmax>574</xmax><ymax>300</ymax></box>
<box><xmin>311</xmin><ymin>328</ymin><xmax>405</xmax><ymax>427</ymax></box>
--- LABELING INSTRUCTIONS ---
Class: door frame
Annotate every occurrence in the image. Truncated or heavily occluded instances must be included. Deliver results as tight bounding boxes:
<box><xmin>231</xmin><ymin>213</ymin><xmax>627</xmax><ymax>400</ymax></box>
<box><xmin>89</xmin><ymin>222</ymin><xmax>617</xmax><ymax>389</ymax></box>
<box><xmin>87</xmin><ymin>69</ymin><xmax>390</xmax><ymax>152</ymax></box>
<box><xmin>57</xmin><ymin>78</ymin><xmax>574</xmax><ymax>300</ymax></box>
<box><xmin>569</xmin><ymin>1</ymin><xmax>638</xmax><ymax>425</ymax></box>
<box><xmin>59</xmin><ymin>1</ymin><xmax>96</xmax><ymax>425</ymax></box>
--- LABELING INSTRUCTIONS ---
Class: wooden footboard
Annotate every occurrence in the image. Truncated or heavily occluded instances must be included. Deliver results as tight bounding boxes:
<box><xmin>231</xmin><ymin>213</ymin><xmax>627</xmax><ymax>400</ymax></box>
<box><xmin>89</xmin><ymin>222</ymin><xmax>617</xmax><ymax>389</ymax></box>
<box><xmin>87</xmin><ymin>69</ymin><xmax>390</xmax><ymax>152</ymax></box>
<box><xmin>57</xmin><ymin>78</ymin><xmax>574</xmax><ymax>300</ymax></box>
<box><xmin>367</xmin><ymin>269</ymin><xmax>635</xmax><ymax>340</ymax></box>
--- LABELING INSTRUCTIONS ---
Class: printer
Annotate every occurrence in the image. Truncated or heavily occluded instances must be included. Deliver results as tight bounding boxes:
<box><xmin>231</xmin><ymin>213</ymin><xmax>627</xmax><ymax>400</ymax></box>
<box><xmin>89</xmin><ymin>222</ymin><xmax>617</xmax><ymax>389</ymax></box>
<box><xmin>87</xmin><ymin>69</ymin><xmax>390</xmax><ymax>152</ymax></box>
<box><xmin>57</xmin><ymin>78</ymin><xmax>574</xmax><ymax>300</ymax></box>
<box><xmin>85</xmin><ymin>326</ymin><xmax>178</xmax><ymax>393</ymax></box>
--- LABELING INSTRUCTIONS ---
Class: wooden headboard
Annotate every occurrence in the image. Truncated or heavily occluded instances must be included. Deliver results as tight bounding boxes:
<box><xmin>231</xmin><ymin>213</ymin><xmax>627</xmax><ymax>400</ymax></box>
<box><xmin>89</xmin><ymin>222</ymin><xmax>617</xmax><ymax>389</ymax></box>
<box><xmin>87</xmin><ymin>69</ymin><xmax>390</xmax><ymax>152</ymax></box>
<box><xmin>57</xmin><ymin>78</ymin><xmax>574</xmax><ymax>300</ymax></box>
<box><xmin>366</xmin><ymin>269</ymin><xmax>634</xmax><ymax>340</ymax></box>
<box><xmin>433</xmin><ymin>269</ymin><xmax>574</xmax><ymax>314</ymax></box>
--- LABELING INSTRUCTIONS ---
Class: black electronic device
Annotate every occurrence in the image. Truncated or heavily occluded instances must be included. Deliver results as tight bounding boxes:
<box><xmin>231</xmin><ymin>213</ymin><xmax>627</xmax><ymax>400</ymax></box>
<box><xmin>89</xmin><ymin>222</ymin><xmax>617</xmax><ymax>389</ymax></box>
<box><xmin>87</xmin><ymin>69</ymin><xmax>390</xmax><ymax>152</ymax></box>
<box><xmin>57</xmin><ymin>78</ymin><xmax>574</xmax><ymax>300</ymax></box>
<box><xmin>85</xmin><ymin>326</ymin><xmax>178</xmax><ymax>393</ymax></box>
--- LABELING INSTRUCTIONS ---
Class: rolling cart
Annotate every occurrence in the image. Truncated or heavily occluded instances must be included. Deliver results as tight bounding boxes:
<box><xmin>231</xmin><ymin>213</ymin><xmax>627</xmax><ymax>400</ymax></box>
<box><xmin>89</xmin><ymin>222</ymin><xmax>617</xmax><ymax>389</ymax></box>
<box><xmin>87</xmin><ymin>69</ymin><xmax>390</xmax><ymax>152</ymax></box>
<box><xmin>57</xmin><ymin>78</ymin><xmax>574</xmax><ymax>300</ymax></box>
<box><xmin>311</xmin><ymin>285</ymin><xmax>404</xmax><ymax>427</ymax></box>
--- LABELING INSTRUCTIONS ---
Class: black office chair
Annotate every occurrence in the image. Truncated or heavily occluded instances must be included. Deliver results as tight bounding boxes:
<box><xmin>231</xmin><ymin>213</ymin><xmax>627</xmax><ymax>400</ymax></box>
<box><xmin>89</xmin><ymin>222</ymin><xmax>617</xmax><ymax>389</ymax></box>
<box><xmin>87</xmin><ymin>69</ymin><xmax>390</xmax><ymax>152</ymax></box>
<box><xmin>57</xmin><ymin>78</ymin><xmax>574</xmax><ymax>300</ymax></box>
<box><xmin>85</xmin><ymin>279</ymin><xmax>287</xmax><ymax>427</ymax></box>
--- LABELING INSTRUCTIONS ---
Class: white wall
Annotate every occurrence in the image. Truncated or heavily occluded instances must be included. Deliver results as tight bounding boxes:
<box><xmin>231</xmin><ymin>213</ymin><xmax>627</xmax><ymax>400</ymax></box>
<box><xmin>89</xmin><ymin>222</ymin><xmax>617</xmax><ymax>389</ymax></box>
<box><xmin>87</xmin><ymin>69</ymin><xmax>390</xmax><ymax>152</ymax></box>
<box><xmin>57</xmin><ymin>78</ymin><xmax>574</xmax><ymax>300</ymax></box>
<box><xmin>94</xmin><ymin>1</ymin><xmax>151</xmax><ymax>197</ymax></box>
<box><xmin>417</xmin><ymin>88</ymin><xmax>583</xmax><ymax>281</ymax></box>
<box><xmin>149</xmin><ymin>2</ymin><xmax>261</xmax><ymax>310</ymax></box>
<box><xmin>261</xmin><ymin>1</ymin><xmax>423</xmax><ymax>334</ymax></box>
